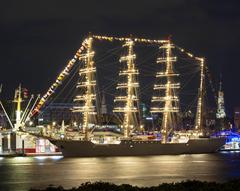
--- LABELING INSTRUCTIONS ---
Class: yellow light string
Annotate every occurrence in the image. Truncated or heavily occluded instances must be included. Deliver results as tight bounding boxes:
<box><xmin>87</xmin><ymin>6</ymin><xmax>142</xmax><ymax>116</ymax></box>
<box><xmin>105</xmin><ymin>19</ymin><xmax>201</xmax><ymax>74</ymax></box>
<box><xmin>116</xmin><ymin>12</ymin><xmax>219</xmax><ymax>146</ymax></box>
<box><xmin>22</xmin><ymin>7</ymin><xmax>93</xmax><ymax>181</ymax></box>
<box><xmin>31</xmin><ymin>38</ymin><xmax>89</xmax><ymax>116</ymax></box>
<box><xmin>93</xmin><ymin>35</ymin><xmax>169</xmax><ymax>44</ymax></box>
<box><xmin>175</xmin><ymin>45</ymin><xmax>218</xmax><ymax>103</ymax></box>
<box><xmin>174</xmin><ymin>45</ymin><xmax>204</xmax><ymax>62</ymax></box>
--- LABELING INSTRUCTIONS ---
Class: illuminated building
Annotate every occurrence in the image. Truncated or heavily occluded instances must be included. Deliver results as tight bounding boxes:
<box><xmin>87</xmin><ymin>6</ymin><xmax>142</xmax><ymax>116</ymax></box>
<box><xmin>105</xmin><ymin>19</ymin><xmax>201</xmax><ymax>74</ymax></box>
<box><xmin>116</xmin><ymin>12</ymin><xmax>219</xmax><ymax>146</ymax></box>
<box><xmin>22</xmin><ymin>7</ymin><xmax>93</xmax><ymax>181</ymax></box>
<box><xmin>216</xmin><ymin>79</ymin><xmax>226</xmax><ymax>119</ymax></box>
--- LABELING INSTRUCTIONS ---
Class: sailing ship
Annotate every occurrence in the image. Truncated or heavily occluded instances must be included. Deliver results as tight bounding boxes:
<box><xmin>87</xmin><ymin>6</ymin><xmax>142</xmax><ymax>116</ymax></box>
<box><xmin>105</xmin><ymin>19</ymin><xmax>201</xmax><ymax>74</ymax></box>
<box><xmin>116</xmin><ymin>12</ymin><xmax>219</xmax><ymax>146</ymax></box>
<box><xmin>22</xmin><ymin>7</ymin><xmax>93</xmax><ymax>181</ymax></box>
<box><xmin>42</xmin><ymin>35</ymin><xmax>225</xmax><ymax>157</ymax></box>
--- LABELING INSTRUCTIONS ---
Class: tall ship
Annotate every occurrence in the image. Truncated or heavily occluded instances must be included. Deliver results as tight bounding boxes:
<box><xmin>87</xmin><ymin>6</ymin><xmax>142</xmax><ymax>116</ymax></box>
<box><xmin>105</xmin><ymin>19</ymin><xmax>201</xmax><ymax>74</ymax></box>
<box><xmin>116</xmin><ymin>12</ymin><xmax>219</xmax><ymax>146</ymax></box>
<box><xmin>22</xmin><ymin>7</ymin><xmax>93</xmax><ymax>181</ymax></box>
<box><xmin>30</xmin><ymin>35</ymin><xmax>225</xmax><ymax>157</ymax></box>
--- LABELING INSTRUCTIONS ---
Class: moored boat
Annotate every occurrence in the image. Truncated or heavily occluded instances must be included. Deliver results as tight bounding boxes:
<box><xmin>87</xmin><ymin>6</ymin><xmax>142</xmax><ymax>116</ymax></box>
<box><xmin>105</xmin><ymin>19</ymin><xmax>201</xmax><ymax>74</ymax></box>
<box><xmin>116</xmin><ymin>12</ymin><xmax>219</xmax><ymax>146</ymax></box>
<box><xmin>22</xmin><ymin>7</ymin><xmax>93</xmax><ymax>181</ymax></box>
<box><xmin>51</xmin><ymin>136</ymin><xmax>226</xmax><ymax>157</ymax></box>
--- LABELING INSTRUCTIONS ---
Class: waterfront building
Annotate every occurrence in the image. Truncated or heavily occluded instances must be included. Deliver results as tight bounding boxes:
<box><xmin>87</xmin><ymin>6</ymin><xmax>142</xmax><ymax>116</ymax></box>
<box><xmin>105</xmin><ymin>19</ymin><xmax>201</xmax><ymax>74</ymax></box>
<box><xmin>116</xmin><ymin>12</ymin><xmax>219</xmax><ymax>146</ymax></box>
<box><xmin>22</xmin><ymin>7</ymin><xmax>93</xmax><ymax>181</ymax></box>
<box><xmin>37</xmin><ymin>103</ymin><xmax>79</xmax><ymax>125</ymax></box>
<box><xmin>216</xmin><ymin>79</ymin><xmax>227</xmax><ymax>131</ymax></box>
<box><xmin>234</xmin><ymin>107</ymin><xmax>240</xmax><ymax>129</ymax></box>
<box><xmin>216</xmin><ymin>79</ymin><xmax>226</xmax><ymax>119</ymax></box>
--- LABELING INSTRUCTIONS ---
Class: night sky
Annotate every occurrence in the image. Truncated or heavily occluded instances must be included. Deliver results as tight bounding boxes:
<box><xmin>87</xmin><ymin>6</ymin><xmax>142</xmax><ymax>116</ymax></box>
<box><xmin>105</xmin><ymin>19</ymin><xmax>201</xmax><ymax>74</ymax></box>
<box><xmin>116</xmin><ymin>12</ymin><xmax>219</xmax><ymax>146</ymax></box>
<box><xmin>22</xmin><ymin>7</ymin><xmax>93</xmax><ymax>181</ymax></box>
<box><xmin>0</xmin><ymin>0</ymin><xmax>240</xmax><ymax>116</ymax></box>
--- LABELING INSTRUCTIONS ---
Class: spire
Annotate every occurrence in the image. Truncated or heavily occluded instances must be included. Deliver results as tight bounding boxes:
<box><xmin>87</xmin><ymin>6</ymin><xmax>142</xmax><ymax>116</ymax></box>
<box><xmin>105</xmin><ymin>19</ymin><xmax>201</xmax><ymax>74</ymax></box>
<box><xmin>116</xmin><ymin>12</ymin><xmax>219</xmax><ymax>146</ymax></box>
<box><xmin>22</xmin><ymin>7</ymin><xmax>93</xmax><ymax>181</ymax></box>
<box><xmin>219</xmin><ymin>73</ymin><xmax>223</xmax><ymax>92</ymax></box>
<box><xmin>216</xmin><ymin>74</ymin><xmax>226</xmax><ymax>119</ymax></box>
<box><xmin>100</xmin><ymin>91</ymin><xmax>107</xmax><ymax>115</ymax></box>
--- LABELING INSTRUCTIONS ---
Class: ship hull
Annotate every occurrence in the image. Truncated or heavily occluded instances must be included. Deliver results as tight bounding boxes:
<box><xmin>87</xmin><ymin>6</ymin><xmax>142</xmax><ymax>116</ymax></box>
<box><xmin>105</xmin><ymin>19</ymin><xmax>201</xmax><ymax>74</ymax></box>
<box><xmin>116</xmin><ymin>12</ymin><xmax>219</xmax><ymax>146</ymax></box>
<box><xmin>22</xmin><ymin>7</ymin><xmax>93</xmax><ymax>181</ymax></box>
<box><xmin>51</xmin><ymin>137</ymin><xmax>226</xmax><ymax>157</ymax></box>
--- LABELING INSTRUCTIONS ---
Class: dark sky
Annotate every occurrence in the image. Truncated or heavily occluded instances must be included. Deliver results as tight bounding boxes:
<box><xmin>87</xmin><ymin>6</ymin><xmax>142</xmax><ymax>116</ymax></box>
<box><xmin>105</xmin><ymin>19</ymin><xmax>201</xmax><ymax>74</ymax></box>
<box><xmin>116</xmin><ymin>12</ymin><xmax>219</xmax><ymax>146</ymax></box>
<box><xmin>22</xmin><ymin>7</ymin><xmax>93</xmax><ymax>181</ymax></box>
<box><xmin>0</xmin><ymin>0</ymin><xmax>240</xmax><ymax>116</ymax></box>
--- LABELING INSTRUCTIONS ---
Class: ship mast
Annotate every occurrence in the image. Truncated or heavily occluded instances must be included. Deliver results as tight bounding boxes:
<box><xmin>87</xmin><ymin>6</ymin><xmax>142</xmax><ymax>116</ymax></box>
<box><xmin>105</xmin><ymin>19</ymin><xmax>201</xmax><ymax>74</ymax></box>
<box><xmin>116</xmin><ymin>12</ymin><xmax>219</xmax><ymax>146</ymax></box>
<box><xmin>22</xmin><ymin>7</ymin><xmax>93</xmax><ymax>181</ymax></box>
<box><xmin>151</xmin><ymin>40</ymin><xmax>180</xmax><ymax>143</ymax></box>
<box><xmin>14</xmin><ymin>84</ymin><xmax>23</xmax><ymax>131</ymax></box>
<box><xmin>73</xmin><ymin>37</ymin><xmax>97</xmax><ymax>140</ymax></box>
<box><xmin>113</xmin><ymin>39</ymin><xmax>140</xmax><ymax>138</ymax></box>
<box><xmin>195</xmin><ymin>58</ymin><xmax>205</xmax><ymax>132</ymax></box>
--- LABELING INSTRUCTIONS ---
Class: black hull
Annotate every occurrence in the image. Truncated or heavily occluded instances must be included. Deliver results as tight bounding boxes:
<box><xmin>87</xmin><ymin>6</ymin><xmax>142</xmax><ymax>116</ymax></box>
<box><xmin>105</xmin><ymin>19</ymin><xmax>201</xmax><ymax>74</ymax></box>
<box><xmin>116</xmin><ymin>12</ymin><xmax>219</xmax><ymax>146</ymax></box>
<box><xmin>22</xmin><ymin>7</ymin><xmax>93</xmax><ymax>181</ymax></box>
<box><xmin>51</xmin><ymin>137</ymin><xmax>226</xmax><ymax>157</ymax></box>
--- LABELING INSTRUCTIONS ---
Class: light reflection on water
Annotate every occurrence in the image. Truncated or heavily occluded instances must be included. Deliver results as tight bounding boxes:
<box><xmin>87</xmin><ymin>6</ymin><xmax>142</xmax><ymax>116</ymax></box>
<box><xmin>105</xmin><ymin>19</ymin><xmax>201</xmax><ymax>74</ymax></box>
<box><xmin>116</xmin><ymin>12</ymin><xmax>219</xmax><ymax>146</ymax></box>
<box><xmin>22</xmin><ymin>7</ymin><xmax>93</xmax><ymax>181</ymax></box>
<box><xmin>0</xmin><ymin>153</ymin><xmax>239</xmax><ymax>191</ymax></box>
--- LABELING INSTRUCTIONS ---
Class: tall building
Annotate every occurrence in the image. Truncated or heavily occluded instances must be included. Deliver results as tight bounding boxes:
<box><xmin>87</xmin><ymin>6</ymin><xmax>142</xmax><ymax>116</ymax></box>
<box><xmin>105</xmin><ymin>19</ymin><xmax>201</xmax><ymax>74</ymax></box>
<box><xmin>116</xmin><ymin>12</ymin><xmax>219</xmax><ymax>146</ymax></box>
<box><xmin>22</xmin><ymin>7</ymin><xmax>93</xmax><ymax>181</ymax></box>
<box><xmin>216</xmin><ymin>79</ymin><xmax>226</xmax><ymax>119</ymax></box>
<box><xmin>234</xmin><ymin>107</ymin><xmax>240</xmax><ymax>129</ymax></box>
<box><xmin>100</xmin><ymin>92</ymin><xmax>107</xmax><ymax>115</ymax></box>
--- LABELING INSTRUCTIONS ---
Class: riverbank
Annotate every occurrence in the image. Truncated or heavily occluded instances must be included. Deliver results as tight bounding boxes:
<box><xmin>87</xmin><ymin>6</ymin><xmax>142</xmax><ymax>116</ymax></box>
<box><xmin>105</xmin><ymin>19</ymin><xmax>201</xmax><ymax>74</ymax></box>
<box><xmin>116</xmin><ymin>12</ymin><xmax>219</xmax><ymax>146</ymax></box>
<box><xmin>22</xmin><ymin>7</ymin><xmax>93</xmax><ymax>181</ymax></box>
<box><xmin>30</xmin><ymin>180</ymin><xmax>240</xmax><ymax>191</ymax></box>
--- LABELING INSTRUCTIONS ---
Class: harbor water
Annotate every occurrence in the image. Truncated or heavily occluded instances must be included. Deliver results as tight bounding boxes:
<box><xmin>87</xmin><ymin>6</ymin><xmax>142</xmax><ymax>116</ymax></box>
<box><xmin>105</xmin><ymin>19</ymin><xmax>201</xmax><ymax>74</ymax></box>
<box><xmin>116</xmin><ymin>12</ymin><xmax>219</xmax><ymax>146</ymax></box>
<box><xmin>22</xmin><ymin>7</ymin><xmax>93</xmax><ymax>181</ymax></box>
<box><xmin>0</xmin><ymin>152</ymin><xmax>240</xmax><ymax>190</ymax></box>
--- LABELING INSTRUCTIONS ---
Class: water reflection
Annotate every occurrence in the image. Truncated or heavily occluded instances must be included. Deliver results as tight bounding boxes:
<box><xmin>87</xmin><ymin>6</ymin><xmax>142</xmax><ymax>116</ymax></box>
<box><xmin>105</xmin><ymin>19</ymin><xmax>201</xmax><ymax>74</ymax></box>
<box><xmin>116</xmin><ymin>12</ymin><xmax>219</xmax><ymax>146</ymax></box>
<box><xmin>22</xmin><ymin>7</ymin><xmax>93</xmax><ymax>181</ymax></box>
<box><xmin>0</xmin><ymin>153</ymin><xmax>239</xmax><ymax>191</ymax></box>
<box><xmin>34</xmin><ymin>156</ymin><xmax>63</xmax><ymax>160</ymax></box>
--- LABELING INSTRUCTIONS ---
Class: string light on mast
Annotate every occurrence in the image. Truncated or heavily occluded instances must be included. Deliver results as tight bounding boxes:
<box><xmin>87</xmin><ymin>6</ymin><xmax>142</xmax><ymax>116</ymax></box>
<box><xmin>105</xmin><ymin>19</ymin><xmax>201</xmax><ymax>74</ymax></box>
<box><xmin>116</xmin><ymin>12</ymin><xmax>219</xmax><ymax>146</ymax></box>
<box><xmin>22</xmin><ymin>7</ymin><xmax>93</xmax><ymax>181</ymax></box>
<box><xmin>31</xmin><ymin>38</ymin><xmax>89</xmax><ymax>116</ymax></box>
<box><xmin>93</xmin><ymin>35</ymin><xmax>168</xmax><ymax>44</ymax></box>
<box><xmin>195</xmin><ymin>58</ymin><xmax>205</xmax><ymax>132</ymax></box>
<box><xmin>151</xmin><ymin>40</ymin><xmax>180</xmax><ymax>143</ymax></box>
<box><xmin>113</xmin><ymin>39</ymin><xmax>140</xmax><ymax>138</ymax></box>
<box><xmin>72</xmin><ymin>37</ymin><xmax>97</xmax><ymax>140</ymax></box>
